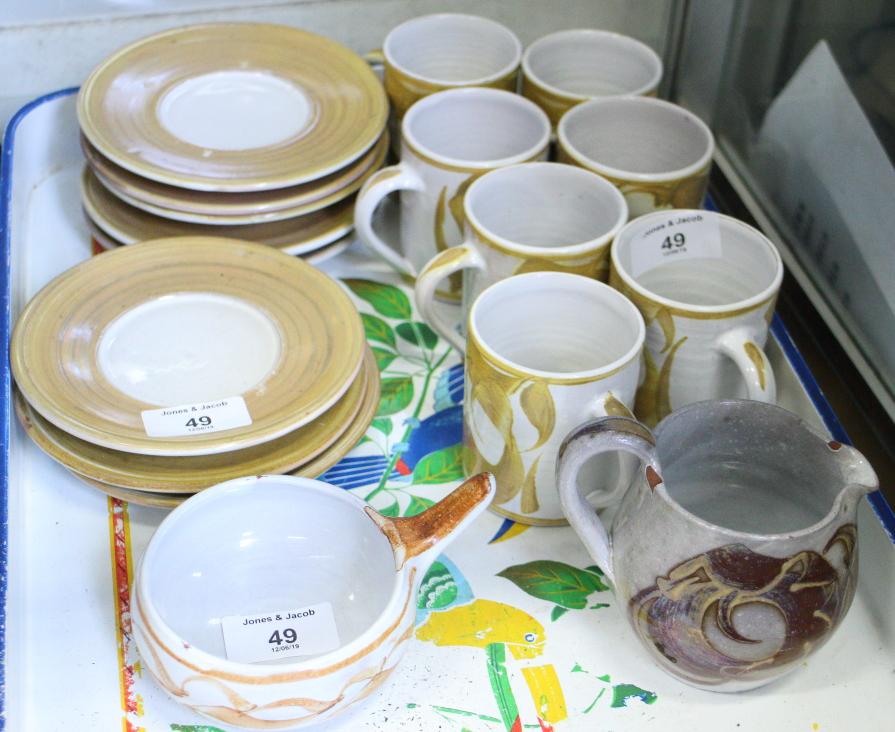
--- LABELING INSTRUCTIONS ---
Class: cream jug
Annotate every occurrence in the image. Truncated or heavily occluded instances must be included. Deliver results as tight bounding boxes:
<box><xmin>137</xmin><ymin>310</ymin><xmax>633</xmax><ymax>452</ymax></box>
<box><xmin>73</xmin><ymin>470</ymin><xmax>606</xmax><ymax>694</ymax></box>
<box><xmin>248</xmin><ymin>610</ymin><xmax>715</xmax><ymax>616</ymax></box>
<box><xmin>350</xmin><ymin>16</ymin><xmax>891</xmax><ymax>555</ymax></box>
<box><xmin>556</xmin><ymin>400</ymin><xmax>878</xmax><ymax>691</ymax></box>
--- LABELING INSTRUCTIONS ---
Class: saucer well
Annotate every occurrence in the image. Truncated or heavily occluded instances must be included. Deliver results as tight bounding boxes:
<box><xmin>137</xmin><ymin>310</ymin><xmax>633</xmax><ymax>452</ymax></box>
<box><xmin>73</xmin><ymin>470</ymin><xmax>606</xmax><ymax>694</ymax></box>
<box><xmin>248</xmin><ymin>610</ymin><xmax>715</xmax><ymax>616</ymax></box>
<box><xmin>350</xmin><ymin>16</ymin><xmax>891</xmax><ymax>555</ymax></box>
<box><xmin>78</xmin><ymin>23</ymin><xmax>388</xmax><ymax>191</ymax></box>
<box><xmin>11</xmin><ymin>237</ymin><xmax>365</xmax><ymax>455</ymax></box>
<box><xmin>81</xmin><ymin>132</ymin><xmax>387</xmax><ymax>222</ymax></box>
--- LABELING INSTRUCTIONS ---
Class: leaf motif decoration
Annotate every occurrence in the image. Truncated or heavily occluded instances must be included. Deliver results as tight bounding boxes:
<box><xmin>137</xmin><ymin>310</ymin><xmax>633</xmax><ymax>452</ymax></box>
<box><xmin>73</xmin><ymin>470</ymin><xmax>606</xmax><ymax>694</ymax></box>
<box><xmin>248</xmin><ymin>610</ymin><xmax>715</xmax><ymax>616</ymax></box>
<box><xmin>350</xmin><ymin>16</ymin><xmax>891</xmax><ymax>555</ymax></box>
<box><xmin>378</xmin><ymin>499</ymin><xmax>401</xmax><ymax>517</ymax></box>
<box><xmin>656</xmin><ymin>336</ymin><xmax>688</xmax><ymax>425</ymax></box>
<box><xmin>412</xmin><ymin>444</ymin><xmax>464</xmax><ymax>484</ymax></box>
<box><xmin>519</xmin><ymin>381</ymin><xmax>555</xmax><ymax>452</ymax></box>
<box><xmin>433</xmin><ymin>187</ymin><xmax>450</xmax><ymax>254</ymax></box>
<box><xmin>602</xmin><ymin>392</ymin><xmax>634</xmax><ymax>419</ymax></box>
<box><xmin>343</xmin><ymin>278</ymin><xmax>412</xmax><ymax>320</ymax></box>
<box><xmin>370</xmin><ymin>346</ymin><xmax>397</xmax><ymax>371</ymax></box>
<box><xmin>656</xmin><ymin>307</ymin><xmax>676</xmax><ymax>354</ymax></box>
<box><xmin>497</xmin><ymin>560</ymin><xmax>610</xmax><ymax>609</ymax></box>
<box><xmin>396</xmin><ymin>321</ymin><xmax>439</xmax><ymax>349</ymax></box>
<box><xmin>377</xmin><ymin>376</ymin><xmax>414</xmax><ymax>416</ymax></box>
<box><xmin>520</xmin><ymin>455</ymin><xmax>541</xmax><ymax>515</ymax></box>
<box><xmin>371</xmin><ymin>417</ymin><xmax>393</xmax><ymax>435</ymax></box>
<box><xmin>404</xmin><ymin>494</ymin><xmax>437</xmax><ymax>516</ymax></box>
<box><xmin>634</xmin><ymin>349</ymin><xmax>660</xmax><ymax>427</ymax></box>
<box><xmin>361</xmin><ymin>313</ymin><xmax>397</xmax><ymax>348</ymax></box>
<box><xmin>471</xmin><ymin>380</ymin><xmax>515</xmax><ymax>440</ymax></box>
<box><xmin>448</xmin><ymin>174</ymin><xmax>479</xmax><ymax>232</ymax></box>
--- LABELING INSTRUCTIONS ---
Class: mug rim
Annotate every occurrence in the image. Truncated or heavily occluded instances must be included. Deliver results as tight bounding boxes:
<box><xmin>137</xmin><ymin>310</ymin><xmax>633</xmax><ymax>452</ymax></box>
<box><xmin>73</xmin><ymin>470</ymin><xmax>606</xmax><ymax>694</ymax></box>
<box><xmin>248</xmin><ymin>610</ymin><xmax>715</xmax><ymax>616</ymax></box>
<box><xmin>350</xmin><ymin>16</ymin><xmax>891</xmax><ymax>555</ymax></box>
<box><xmin>468</xmin><ymin>271</ymin><xmax>645</xmax><ymax>383</ymax></box>
<box><xmin>135</xmin><ymin>474</ymin><xmax>410</xmax><ymax>676</ymax></box>
<box><xmin>649</xmin><ymin>398</ymin><xmax>876</xmax><ymax>542</ymax></box>
<box><xmin>402</xmin><ymin>87</ymin><xmax>551</xmax><ymax>171</ymax></box>
<box><xmin>610</xmin><ymin>210</ymin><xmax>784</xmax><ymax>315</ymax></box>
<box><xmin>522</xmin><ymin>28</ymin><xmax>663</xmax><ymax>101</ymax></box>
<box><xmin>464</xmin><ymin>161</ymin><xmax>629</xmax><ymax>256</ymax></box>
<box><xmin>557</xmin><ymin>96</ymin><xmax>714</xmax><ymax>183</ymax></box>
<box><xmin>384</xmin><ymin>13</ymin><xmax>522</xmax><ymax>87</ymax></box>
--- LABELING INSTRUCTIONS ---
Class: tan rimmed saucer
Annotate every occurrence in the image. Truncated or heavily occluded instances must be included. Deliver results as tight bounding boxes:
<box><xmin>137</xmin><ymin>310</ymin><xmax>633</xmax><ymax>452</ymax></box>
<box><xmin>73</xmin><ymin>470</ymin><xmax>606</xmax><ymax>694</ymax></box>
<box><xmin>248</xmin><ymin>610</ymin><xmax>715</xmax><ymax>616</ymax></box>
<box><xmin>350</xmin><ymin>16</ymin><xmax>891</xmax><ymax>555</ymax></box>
<box><xmin>64</xmin><ymin>360</ymin><xmax>381</xmax><ymax>507</ymax></box>
<box><xmin>13</xmin><ymin>346</ymin><xmax>374</xmax><ymax>492</ymax></box>
<box><xmin>11</xmin><ymin>237</ymin><xmax>365</xmax><ymax>456</ymax></box>
<box><xmin>86</xmin><ymin>217</ymin><xmax>355</xmax><ymax>264</ymax></box>
<box><xmin>81</xmin><ymin>167</ymin><xmax>355</xmax><ymax>254</ymax></box>
<box><xmin>81</xmin><ymin>132</ymin><xmax>387</xmax><ymax>222</ymax></box>
<box><xmin>78</xmin><ymin>23</ymin><xmax>388</xmax><ymax>191</ymax></box>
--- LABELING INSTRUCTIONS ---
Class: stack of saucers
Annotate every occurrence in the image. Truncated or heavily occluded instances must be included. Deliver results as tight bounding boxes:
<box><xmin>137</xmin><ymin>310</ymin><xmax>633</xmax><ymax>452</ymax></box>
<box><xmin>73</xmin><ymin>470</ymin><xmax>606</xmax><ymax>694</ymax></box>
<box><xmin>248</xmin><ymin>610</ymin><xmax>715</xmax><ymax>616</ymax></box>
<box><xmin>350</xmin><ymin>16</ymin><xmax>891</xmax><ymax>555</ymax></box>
<box><xmin>76</xmin><ymin>23</ymin><xmax>389</xmax><ymax>263</ymax></box>
<box><xmin>11</xmin><ymin>237</ymin><xmax>379</xmax><ymax>508</ymax></box>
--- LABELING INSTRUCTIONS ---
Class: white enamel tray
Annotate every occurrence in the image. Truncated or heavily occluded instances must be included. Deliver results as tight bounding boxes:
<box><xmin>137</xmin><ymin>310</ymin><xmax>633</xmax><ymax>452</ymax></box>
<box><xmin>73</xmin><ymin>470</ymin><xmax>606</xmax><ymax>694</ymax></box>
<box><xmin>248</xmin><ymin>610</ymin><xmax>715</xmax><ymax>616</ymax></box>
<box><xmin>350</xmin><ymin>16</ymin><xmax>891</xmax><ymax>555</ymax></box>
<box><xmin>2</xmin><ymin>90</ymin><xmax>894</xmax><ymax>732</ymax></box>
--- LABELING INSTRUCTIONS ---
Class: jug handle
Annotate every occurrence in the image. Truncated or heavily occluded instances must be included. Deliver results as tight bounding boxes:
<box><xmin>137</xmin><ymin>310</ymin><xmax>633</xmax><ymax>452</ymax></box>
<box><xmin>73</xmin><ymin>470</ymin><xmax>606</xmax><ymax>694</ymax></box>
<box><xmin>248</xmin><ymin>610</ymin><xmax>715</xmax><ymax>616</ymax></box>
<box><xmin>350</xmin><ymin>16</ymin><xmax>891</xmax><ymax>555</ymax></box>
<box><xmin>366</xmin><ymin>472</ymin><xmax>496</xmax><ymax>571</ymax></box>
<box><xmin>556</xmin><ymin>417</ymin><xmax>660</xmax><ymax>585</ymax></box>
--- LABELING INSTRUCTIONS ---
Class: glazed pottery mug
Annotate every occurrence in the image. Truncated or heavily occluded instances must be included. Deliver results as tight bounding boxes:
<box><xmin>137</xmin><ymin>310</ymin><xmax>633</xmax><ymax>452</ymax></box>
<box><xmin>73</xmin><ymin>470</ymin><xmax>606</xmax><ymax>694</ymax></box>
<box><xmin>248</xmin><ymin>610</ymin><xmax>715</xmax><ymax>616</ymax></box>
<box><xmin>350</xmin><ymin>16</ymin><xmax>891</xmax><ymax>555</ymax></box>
<box><xmin>609</xmin><ymin>209</ymin><xmax>783</xmax><ymax>427</ymax></box>
<box><xmin>381</xmin><ymin>13</ymin><xmax>522</xmax><ymax>121</ymax></box>
<box><xmin>414</xmin><ymin>161</ymin><xmax>629</xmax><ymax>350</ymax></box>
<box><xmin>522</xmin><ymin>28</ymin><xmax>663</xmax><ymax>127</ymax></box>
<box><xmin>557</xmin><ymin>96</ymin><xmax>714</xmax><ymax>218</ymax></box>
<box><xmin>132</xmin><ymin>472</ymin><xmax>495</xmax><ymax>729</ymax></box>
<box><xmin>556</xmin><ymin>401</ymin><xmax>878</xmax><ymax>691</ymax></box>
<box><xmin>463</xmin><ymin>272</ymin><xmax>645</xmax><ymax>525</ymax></box>
<box><xmin>354</xmin><ymin>87</ymin><xmax>551</xmax><ymax>299</ymax></box>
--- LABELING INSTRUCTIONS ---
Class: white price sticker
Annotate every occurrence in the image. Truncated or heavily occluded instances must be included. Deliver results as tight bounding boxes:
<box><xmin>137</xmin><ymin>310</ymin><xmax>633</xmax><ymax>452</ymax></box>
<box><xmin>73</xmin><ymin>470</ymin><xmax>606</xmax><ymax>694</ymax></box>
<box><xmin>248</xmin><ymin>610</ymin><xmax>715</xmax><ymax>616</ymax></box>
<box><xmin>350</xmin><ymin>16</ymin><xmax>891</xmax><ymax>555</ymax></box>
<box><xmin>141</xmin><ymin>396</ymin><xmax>252</xmax><ymax>437</ymax></box>
<box><xmin>630</xmin><ymin>212</ymin><xmax>723</xmax><ymax>278</ymax></box>
<box><xmin>221</xmin><ymin>603</ymin><xmax>341</xmax><ymax>664</ymax></box>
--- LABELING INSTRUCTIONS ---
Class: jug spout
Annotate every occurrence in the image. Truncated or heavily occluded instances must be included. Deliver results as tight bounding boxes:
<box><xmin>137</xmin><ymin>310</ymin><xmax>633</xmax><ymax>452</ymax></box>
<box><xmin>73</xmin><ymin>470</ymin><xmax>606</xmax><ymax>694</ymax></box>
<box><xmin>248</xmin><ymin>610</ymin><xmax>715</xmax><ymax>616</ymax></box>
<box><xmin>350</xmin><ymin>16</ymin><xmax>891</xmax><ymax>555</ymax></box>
<box><xmin>366</xmin><ymin>472</ymin><xmax>496</xmax><ymax>570</ymax></box>
<box><xmin>829</xmin><ymin>439</ymin><xmax>879</xmax><ymax>499</ymax></box>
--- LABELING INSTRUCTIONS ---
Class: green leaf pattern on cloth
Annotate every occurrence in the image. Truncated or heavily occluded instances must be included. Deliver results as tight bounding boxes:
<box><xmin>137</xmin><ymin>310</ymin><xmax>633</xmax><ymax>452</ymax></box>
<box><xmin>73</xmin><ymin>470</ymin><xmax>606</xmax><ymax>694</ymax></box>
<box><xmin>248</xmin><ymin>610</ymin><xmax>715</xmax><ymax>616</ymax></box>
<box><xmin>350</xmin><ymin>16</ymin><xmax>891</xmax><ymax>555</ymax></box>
<box><xmin>497</xmin><ymin>561</ymin><xmax>610</xmax><ymax>609</ymax></box>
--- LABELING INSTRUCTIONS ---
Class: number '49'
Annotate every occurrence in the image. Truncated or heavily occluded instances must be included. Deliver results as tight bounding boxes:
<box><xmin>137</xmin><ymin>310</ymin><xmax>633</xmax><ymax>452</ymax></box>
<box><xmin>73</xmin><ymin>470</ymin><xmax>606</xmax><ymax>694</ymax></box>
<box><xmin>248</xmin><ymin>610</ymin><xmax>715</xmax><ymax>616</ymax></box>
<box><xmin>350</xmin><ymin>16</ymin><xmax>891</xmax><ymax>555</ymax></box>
<box><xmin>269</xmin><ymin>628</ymin><xmax>297</xmax><ymax>645</ymax></box>
<box><xmin>185</xmin><ymin>416</ymin><xmax>212</xmax><ymax>428</ymax></box>
<box><xmin>662</xmin><ymin>233</ymin><xmax>686</xmax><ymax>249</ymax></box>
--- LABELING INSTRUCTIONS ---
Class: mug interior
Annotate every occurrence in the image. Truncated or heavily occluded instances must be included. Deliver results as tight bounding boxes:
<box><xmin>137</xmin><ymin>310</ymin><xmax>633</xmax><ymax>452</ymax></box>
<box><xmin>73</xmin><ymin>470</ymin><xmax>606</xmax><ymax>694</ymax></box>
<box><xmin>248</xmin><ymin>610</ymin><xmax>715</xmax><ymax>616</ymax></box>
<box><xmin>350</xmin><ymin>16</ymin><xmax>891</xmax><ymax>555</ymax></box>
<box><xmin>655</xmin><ymin>401</ymin><xmax>848</xmax><ymax>534</ymax></box>
<box><xmin>468</xmin><ymin>163</ymin><xmax>626</xmax><ymax>248</ymax></box>
<box><xmin>406</xmin><ymin>89</ymin><xmax>549</xmax><ymax>164</ymax></box>
<box><xmin>386</xmin><ymin>14</ymin><xmax>520</xmax><ymax>83</ymax></box>
<box><xmin>561</xmin><ymin>97</ymin><xmax>711</xmax><ymax>176</ymax></box>
<box><xmin>472</xmin><ymin>272</ymin><xmax>642</xmax><ymax>374</ymax></box>
<box><xmin>525</xmin><ymin>30</ymin><xmax>661</xmax><ymax>97</ymax></box>
<box><xmin>143</xmin><ymin>479</ymin><xmax>396</xmax><ymax>663</ymax></box>
<box><xmin>615</xmin><ymin>213</ymin><xmax>780</xmax><ymax>307</ymax></box>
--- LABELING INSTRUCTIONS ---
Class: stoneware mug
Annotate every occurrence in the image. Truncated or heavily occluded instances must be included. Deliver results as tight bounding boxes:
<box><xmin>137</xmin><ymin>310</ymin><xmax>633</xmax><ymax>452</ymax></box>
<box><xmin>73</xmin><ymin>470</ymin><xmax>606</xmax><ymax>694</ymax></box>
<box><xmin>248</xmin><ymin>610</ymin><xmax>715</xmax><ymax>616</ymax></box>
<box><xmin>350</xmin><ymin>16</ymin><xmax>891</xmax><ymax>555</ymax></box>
<box><xmin>610</xmin><ymin>209</ymin><xmax>783</xmax><ymax>427</ymax></box>
<box><xmin>556</xmin><ymin>401</ymin><xmax>878</xmax><ymax>691</ymax></box>
<box><xmin>522</xmin><ymin>28</ymin><xmax>663</xmax><ymax>127</ymax></box>
<box><xmin>354</xmin><ymin>87</ymin><xmax>551</xmax><ymax>300</ymax></box>
<box><xmin>382</xmin><ymin>13</ymin><xmax>522</xmax><ymax>121</ymax></box>
<box><xmin>557</xmin><ymin>96</ymin><xmax>714</xmax><ymax>218</ymax></box>
<box><xmin>414</xmin><ymin>161</ymin><xmax>628</xmax><ymax>350</ymax></box>
<box><xmin>132</xmin><ymin>472</ymin><xmax>495</xmax><ymax>729</ymax></box>
<box><xmin>463</xmin><ymin>272</ymin><xmax>644</xmax><ymax>525</ymax></box>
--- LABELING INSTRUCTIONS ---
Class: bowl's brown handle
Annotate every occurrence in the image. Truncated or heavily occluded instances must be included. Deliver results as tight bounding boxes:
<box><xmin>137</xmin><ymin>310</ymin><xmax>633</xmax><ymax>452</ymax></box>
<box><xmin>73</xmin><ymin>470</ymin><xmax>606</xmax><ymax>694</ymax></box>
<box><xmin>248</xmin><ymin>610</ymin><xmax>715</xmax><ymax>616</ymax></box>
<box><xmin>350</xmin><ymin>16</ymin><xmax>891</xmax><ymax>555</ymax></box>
<box><xmin>365</xmin><ymin>472</ymin><xmax>494</xmax><ymax>570</ymax></box>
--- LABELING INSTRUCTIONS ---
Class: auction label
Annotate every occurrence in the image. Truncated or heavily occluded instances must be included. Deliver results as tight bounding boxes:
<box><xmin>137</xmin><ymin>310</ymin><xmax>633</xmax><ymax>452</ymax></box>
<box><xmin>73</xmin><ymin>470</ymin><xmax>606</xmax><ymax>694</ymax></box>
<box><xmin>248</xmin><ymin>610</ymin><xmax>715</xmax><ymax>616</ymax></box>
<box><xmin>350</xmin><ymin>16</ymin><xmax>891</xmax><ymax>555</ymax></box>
<box><xmin>221</xmin><ymin>602</ymin><xmax>340</xmax><ymax>663</ymax></box>
<box><xmin>141</xmin><ymin>396</ymin><xmax>252</xmax><ymax>437</ymax></box>
<box><xmin>630</xmin><ymin>212</ymin><xmax>722</xmax><ymax>278</ymax></box>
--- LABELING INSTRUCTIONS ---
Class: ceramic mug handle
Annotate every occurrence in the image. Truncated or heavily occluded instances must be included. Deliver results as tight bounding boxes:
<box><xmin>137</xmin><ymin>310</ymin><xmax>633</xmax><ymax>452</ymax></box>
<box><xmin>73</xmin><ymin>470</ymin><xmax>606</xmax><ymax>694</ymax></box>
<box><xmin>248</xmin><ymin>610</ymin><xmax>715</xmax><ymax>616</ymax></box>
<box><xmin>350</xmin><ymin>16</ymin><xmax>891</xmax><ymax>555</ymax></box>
<box><xmin>556</xmin><ymin>416</ymin><xmax>660</xmax><ymax>584</ymax></box>
<box><xmin>414</xmin><ymin>244</ymin><xmax>487</xmax><ymax>353</ymax></box>
<box><xmin>354</xmin><ymin>164</ymin><xmax>426</xmax><ymax>276</ymax></box>
<box><xmin>714</xmin><ymin>327</ymin><xmax>777</xmax><ymax>404</ymax></box>
<box><xmin>578</xmin><ymin>392</ymin><xmax>638</xmax><ymax>509</ymax></box>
